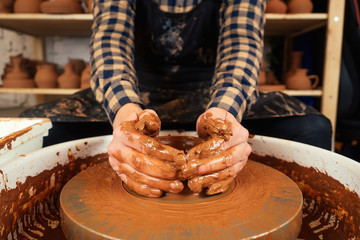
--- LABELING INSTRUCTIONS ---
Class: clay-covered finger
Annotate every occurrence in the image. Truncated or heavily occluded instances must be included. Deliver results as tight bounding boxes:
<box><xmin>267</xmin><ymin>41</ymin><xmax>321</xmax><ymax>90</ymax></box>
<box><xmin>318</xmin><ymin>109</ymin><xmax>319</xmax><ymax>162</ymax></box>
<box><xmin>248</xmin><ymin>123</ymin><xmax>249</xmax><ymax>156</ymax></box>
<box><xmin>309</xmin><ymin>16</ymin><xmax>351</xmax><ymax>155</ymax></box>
<box><xmin>111</xmin><ymin>145</ymin><xmax>178</xmax><ymax>179</ymax></box>
<box><xmin>206</xmin><ymin>177</ymin><xmax>234</xmax><ymax>195</ymax></box>
<box><xmin>118</xmin><ymin>174</ymin><xmax>163</xmax><ymax>198</ymax></box>
<box><xmin>135</xmin><ymin>110</ymin><xmax>161</xmax><ymax>137</ymax></box>
<box><xmin>117</xmin><ymin>162</ymin><xmax>184</xmax><ymax>193</ymax></box>
<box><xmin>113</xmin><ymin>126</ymin><xmax>186</xmax><ymax>164</ymax></box>
<box><xmin>195</xmin><ymin>143</ymin><xmax>250</xmax><ymax>176</ymax></box>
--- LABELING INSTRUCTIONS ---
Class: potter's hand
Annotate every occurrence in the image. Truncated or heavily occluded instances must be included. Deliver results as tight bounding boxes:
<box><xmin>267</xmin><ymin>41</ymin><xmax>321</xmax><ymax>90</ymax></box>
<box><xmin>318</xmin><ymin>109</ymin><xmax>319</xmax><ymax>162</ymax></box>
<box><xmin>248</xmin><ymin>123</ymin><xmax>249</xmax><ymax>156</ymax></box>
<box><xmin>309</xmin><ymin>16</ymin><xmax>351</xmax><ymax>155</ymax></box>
<box><xmin>183</xmin><ymin>107</ymin><xmax>251</xmax><ymax>195</ymax></box>
<box><xmin>108</xmin><ymin>104</ymin><xmax>185</xmax><ymax>198</ymax></box>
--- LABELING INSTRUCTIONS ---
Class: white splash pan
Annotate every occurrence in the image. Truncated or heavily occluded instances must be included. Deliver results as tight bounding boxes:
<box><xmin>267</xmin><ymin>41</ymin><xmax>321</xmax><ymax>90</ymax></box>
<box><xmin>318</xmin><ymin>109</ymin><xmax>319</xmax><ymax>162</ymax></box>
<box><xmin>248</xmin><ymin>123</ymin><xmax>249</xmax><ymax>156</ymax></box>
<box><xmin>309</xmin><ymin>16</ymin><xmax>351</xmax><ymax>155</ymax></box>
<box><xmin>0</xmin><ymin>118</ymin><xmax>52</xmax><ymax>163</ymax></box>
<box><xmin>0</xmin><ymin>132</ymin><xmax>359</xmax><ymax>197</ymax></box>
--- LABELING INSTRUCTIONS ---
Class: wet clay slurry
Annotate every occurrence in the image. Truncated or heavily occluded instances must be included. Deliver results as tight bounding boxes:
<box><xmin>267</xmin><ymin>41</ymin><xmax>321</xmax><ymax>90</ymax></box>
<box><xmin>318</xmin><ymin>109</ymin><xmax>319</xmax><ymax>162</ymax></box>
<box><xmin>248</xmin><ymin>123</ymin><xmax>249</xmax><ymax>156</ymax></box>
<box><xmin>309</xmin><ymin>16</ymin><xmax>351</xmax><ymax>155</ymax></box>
<box><xmin>60</xmin><ymin>160</ymin><xmax>303</xmax><ymax>239</ymax></box>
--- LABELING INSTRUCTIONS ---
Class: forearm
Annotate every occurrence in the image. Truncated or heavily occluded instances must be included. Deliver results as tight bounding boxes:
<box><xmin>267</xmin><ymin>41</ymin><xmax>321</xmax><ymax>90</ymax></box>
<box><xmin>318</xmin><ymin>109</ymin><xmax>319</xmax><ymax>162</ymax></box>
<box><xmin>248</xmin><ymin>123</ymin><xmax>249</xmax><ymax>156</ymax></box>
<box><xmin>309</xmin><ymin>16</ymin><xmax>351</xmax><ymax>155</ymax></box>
<box><xmin>209</xmin><ymin>0</ymin><xmax>266</xmax><ymax>122</ymax></box>
<box><xmin>90</xmin><ymin>0</ymin><xmax>143</xmax><ymax>122</ymax></box>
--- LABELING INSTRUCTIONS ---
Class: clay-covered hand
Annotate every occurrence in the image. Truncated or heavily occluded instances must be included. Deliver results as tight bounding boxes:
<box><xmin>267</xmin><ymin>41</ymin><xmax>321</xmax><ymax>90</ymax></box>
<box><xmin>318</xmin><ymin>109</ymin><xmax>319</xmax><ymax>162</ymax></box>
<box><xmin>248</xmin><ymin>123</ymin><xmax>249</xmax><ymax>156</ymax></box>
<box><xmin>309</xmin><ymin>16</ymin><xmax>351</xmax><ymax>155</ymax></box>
<box><xmin>108</xmin><ymin>106</ymin><xmax>185</xmax><ymax>198</ymax></box>
<box><xmin>182</xmin><ymin>107</ymin><xmax>251</xmax><ymax>195</ymax></box>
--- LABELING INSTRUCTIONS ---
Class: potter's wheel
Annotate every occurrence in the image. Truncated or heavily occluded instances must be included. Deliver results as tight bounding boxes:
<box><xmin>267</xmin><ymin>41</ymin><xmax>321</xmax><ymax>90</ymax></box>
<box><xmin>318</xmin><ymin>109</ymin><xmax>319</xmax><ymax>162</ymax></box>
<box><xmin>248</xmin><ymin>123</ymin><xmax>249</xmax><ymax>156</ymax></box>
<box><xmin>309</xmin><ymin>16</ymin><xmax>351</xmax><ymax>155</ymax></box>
<box><xmin>60</xmin><ymin>160</ymin><xmax>303</xmax><ymax>239</ymax></box>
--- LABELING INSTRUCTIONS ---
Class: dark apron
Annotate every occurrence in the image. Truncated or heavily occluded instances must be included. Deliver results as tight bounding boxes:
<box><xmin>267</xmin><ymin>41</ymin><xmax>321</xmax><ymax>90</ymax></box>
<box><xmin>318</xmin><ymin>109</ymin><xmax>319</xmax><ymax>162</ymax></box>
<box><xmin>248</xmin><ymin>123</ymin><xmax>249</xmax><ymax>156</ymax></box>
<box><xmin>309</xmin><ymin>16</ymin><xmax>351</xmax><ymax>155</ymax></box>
<box><xmin>20</xmin><ymin>0</ymin><xmax>319</xmax><ymax>127</ymax></box>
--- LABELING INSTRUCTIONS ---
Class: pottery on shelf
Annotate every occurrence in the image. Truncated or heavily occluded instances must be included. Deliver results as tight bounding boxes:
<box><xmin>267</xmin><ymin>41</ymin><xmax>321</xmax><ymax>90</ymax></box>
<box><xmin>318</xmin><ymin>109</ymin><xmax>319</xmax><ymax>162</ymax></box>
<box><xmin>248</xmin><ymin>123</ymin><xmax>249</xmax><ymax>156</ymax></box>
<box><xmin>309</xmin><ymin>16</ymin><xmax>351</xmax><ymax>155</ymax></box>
<box><xmin>57</xmin><ymin>63</ymin><xmax>80</xmax><ymax>89</ymax></box>
<box><xmin>285</xmin><ymin>68</ymin><xmax>319</xmax><ymax>90</ymax></box>
<box><xmin>287</xmin><ymin>0</ymin><xmax>313</xmax><ymax>13</ymax></box>
<box><xmin>14</xmin><ymin>0</ymin><xmax>42</xmax><ymax>13</ymax></box>
<box><xmin>80</xmin><ymin>64</ymin><xmax>91</xmax><ymax>89</ymax></box>
<box><xmin>85</xmin><ymin>0</ymin><xmax>92</xmax><ymax>13</ymax></box>
<box><xmin>40</xmin><ymin>0</ymin><xmax>84</xmax><ymax>14</ymax></box>
<box><xmin>0</xmin><ymin>0</ymin><xmax>13</xmax><ymax>13</ymax></box>
<box><xmin>69</xmin><ymin>58</ymin><xmax>86</xmax><ymax>76</ymax></box>
<box><xmin>2</xmin><ymin>79</ymin><xmax>36</xmax><ymax>88</ymax></box>
<box><xmin>258</xmin><ymin>61</ymin><xmax>266</xmax><ymax>85</ymax></box>
<box><xmin>284</xmin><ymin>51</ymin><xmax>303</xmax><ymax>81</ymax></box>
<box><xmin>34</xmin><ymin>63</ymin><xmax>58</xmax><ymax>88</ymax></box>
<box><xmin>4</xmin><ymin>55</ymin><xmax>30</xmax><ymax>80</ymax></box>
<box><xmin>266</xmin><ymin>0</ymin><xmax>287</xmax><ymax>14</ymax></box>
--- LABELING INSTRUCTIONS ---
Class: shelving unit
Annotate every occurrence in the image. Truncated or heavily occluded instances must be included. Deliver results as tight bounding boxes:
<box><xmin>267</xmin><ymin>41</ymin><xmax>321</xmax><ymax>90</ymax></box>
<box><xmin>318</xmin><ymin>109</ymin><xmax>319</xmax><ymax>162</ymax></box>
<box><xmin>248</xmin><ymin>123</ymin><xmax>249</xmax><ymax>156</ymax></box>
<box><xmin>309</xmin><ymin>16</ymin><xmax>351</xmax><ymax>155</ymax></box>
<box><xmin>0</xmin><ymin>0</ymin><xmax>346</xmax><ymax>135</ymax></box>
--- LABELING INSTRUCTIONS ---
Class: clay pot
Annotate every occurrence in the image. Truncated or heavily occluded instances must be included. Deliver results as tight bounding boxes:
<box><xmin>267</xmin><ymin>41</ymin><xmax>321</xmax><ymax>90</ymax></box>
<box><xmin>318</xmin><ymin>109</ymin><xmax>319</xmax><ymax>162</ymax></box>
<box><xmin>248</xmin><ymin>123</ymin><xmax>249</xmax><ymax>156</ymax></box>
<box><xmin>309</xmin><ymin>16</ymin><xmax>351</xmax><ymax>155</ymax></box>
<box><xmin>258</xmin><ymin>62</ymin><xmax>266</xmax><ymax>85</ymax></box>
<box><xmin>2</xmin><ymin>79</ymin><xmax>36</xmax><ymax>88</ymax></box>
<box><xmin>266</xmin><ymin>71</ymin><xmax>280</xmax><ymax>85</ymax></box>
<box><xmin>34</xmin><ymin>63</ymin><xmax>58</xmax><ymax>88</ymax></box>
<box><xmin>57</xmin><ymin>63</ymin><xmax>80</xmax><ymax>89</ymax></box>
<box><xmin>85</xmin><ymin>0</ymin><xmax>92</xmax><ymax>13</ymax></box>
<box><xmin>40</xmin><ymin>0</ymin><xmax>84</xmax><ymax>14</ymax></box>
<box><xmin>69</xmin><ymin>58</ymin><xmax>86</xmax><ymax>76</ymax></box>
<box><xmin>0</xmin><ymin>0</ymin><xmax>13</xmax><ymax>12</ymax></box>
<box><xmin>80</xmin><ymin>64</ymin><xmax>91</xmax><ymax>89</ymax></box>
<box><xmin>285</xmin><ymin>68</ymin><xmax>319</xmax><ymax>90</ymax></box>
<box><xmin>287</xmin><ymin>0</ymin><xmax>313</xmax><ymax>13</ymax></box>
<box><xmin>14</xmin><ymin>0</ymin><xmax>42</xmax><ymax>13</ymax></box>
<box><xmin>4</xmin><ymin>55</ymin><xmax>30</xmax><ymax>80</ymax></box>
<box><xmin>266</xmin><ymin>0</ymin><xmax>287</xmax><ymax>14</ymax></box>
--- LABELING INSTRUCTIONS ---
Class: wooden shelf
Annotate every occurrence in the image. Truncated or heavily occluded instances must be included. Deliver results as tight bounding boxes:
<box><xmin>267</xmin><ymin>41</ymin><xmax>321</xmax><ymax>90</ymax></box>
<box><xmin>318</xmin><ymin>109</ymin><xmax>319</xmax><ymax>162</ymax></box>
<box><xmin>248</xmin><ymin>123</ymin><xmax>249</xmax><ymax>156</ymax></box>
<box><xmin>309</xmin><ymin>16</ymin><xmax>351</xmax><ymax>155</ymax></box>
<box><xmin>0</xmin><ymin>88</ymin><xmax>80</xmax><ymax>95</ymax></box>
<box><xmin>0</xmin><ymin>14</ymin><xmax>92</xmax><ymax>37</ymax></box>
<box><xmin>260</xmin><ymin>88</ymin><xmax>322</xmax><ymax>97</ymax></box>
<box><xmin>265</xmin><ymin>13</ymin><xmax>328</xmax><ymax>36</ymax></box>
<box><xmin>0</xmin><ymin>13</ymin><xmax>327</xmax><ymax>37</ymax></box>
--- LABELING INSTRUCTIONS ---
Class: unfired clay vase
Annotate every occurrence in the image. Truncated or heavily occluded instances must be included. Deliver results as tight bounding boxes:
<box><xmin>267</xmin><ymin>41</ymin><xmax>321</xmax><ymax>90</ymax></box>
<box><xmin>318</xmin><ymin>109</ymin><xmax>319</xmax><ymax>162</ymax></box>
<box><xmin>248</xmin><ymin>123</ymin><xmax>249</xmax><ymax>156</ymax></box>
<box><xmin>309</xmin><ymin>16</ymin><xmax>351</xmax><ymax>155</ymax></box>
<box><xmin>57</xmin><ymin>63</ymin><xmax>80</xmax><ymax>89</ymax></box>
<box><xmin>34</xmin><ymin>63</ymin><xmax>58</xmax><ymax>88</ymax></box>
<box><xmin>266</xmin><ymin>0</ymin><xmax>287</xmax><ymax>14</ymax></box>
<box><xmin>287</xmin><ymin>0</ymin><xmax>313</xmax><ymax>13</ymax></box>
<box><xmin>80</xmin><ymin>64</ymin><xmax>91</xmax><ymax>89</ymax></box>
<box><xmin>285</xmin><ymin>68</ymin><xmax>319</xmax><ymax>90</ymax></box>
<box><xmin>40</xmin><ymin>0</ymin><xmax>84</xmax><ymax>14</ymax></box>
<box><xmin>14</xmin><ymin>0</ymin><xmax>42</xmax><ymax>13</ymax></box>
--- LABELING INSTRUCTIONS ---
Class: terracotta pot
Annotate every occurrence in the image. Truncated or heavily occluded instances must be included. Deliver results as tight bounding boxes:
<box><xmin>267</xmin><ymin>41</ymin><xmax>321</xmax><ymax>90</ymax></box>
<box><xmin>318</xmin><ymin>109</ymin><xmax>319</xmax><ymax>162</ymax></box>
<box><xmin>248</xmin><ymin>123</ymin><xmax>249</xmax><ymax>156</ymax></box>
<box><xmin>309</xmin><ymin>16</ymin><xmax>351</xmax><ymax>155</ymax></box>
<box><xmin>265</xmin><ymin>71</ymin><xmax>280</xmax><ymax>85</ymax></box>
<box><xmin>69</xmin><ymin>58</ymin><xmax>86</xmax><ymax>76</ymax></box>
<box><xmin>0</xmin><ymin>0</ymin><xmax>13</xmax><ymax>12</ymax></box>
<box><xmin>80</xmin><ymin>64</ymin><xmax>91</xmax><ymax>89</ymax></box>
<box><xmin>4</xmin><ymin>55</ymin><xmax>30</xmax><ymax>80</ymax></box>
<box><xmin>14</xmin><ymin>0</ymin><xmax>42</xmax><ymax>13</ymax></box>
<box><xmin>287</xmin><ymin>0</ymin><xmax>313</xmax><ymax>13</ymax></box>
<box><xmin>85</xmin><ymin>0</ymin><xmax>92</xmax><ymax>13</ymax></box>
<box><xmin>57</xmin><ymin>63</ymin><xmax>80</xmax><ymax>89</ymax></box>
<box><xmin>34</xmin><ymin>63</ymin><xmax>58</xmax><ymax>88</ymax></box>
<box><xmin>266</xmin><ymin>0</ymin><xmax>287</xmax><ymax>14</ymax></box>
<box><xmin>2</xmin><ymin>79</ymin><xmax>36</xmax><ymax>88</ymax></box>
<box><xmin>40</xmin><ymin>0</ymin><xmax>84</xmax><ymax>14</ymax></box>
<box><xmin>285</xmin><ymin>68</ymin><xmax>319</xmax><ymax>90</ymax></box>
<box><xmin>258</xmin><ymin>61</ymin><xmax>266</xmax><ymax>85</ymax></box>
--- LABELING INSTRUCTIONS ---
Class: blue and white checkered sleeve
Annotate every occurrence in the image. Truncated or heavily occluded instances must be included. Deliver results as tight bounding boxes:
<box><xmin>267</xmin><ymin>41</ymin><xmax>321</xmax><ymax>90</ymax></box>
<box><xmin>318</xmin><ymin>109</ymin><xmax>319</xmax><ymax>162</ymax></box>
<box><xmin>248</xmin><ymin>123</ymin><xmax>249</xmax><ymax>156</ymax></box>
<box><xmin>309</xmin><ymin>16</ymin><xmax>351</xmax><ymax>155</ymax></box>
<box><xmin>208</xmin><ymin>0</ymin><xmax>265</xmax><ymax>122</ymax></box>
<box><xmin>90</xmin><ymin>0</ymin><xmax>143</xmax><ymax>123</ymax></box>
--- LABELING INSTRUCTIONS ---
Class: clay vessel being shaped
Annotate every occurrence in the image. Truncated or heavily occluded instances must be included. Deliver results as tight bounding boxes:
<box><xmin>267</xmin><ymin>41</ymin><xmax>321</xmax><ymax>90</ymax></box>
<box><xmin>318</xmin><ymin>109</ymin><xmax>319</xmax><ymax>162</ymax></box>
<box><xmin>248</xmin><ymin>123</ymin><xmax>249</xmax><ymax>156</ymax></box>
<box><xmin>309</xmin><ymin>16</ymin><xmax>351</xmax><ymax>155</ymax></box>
<box><xmin>285</xmin><ymin>68</ymin><xmax>319</xmax><ymax>90</ymax></box>
<box><xmin>14</xmin><ymin>0</ymin><xmax>42</xmax><ymax>13</ymax></box>
<box><xmin>5</xmin><ymin>55</ymin><xmax>30</xmax><ymax>80</ymax></box>
<box><xmin>58</xmin><ymin>63</ymin><xmax>80</xmax><ymax>89</ymax></box>
<box><xmin>80</xmin><ymin>64</ymin><xmax>91</xmax><ymax>89</ymax></box>
<box><xmin>34</xmin><ymin>63</ymin><xmax>58</xmax><ymax>88</ymax></box>
<box><xmin>266</xmin><ymin>0</ymin><xmax>287</xmax><ymax>13</ymax></box>
<box><xmin>287</xmin><ymin>0</ymin><xmax>313</xmax><ymax>13</ymax></box>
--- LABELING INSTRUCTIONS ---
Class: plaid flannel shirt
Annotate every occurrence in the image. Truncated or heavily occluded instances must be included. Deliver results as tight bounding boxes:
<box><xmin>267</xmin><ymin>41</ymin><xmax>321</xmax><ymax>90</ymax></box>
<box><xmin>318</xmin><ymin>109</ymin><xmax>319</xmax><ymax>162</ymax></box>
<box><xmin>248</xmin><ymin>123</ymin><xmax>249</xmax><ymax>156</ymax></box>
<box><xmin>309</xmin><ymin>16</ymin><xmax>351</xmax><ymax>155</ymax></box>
<box><xmin>90</xmin><ymin>0</ymin><xmax>265</xmax><ymax>123</ymax></box>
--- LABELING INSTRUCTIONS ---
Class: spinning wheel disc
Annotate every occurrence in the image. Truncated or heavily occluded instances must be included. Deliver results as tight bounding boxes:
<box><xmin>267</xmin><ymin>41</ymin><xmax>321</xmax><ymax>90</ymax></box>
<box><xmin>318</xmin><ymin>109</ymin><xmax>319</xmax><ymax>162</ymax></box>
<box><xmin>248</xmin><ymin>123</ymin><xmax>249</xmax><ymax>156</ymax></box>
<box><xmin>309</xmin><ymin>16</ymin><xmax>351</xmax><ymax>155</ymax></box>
<box><xmin>60</xmin><ymin>160</ymin><xmax>303</xmax><ymax>239</ymax></box>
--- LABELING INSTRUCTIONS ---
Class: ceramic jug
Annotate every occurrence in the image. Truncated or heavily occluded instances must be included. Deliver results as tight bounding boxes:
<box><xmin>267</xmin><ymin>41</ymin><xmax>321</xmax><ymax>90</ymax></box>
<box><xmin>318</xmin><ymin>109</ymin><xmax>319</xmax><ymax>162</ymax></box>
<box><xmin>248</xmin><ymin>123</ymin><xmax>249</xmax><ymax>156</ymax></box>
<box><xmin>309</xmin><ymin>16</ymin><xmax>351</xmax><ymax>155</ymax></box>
<box><xmin>35</xmin><ymin>63</ymin><xmax>58</xmax><ymax>88</ymax></box>
<box><xmin>57</xmin><ymin>63</ymin><xmax>80</xmax><ymax>89</ymax></box>
<box><xmin>14</xmin><ymin>0</ymin><xmax>42</xmax><ymax>13</ymax></box>
<box><xmin>266</xmin><ymin>0</ymin><xmax>287</xmax><ymax>13</ymax></box>
<box><xmin>287</xmin><ymin>0</ymin><xmax>313</xmax><ymax>13</ymax></box>
<box><xmin>285</xmin><ymin>68</ymin><xmax>319</xmax><ymax>90</ymax></box>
